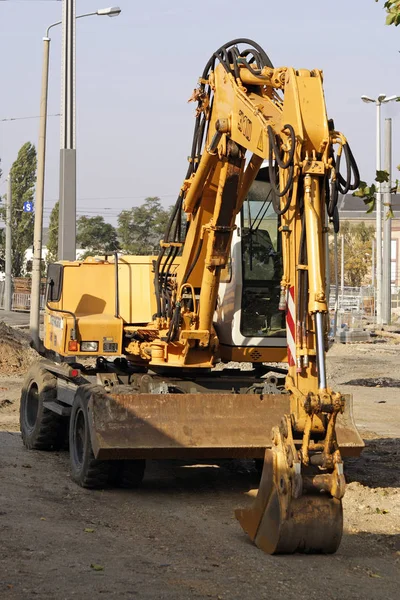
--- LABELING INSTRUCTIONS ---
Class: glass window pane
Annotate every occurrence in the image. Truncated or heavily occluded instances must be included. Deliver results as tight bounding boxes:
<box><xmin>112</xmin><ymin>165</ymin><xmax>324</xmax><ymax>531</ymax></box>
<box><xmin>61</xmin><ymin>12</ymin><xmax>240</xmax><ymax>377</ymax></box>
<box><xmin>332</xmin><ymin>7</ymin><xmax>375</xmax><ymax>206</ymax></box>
<box><xmin>240</xmin><ymin>179</ymin><xmax>285</xmax><ymax>338</ymax></box>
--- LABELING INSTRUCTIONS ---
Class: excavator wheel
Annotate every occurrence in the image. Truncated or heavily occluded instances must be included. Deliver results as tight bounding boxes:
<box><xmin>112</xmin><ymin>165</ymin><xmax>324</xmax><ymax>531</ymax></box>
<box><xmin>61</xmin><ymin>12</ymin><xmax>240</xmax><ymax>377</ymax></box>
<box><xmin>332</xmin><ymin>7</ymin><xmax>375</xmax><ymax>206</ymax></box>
<box><xmin>236</xmin><ymin>443</ymin><xmax>343</xmax><ymax>554</ymax></box>
<box><xmin>69</xmin><ymin>385</ymin><xmax>110</xmax><ymax>489</ymax></box>
<box><xmin>20</xmin><ymin>362</ymin><xmax>66</xmax><ymax>450</ymax></box>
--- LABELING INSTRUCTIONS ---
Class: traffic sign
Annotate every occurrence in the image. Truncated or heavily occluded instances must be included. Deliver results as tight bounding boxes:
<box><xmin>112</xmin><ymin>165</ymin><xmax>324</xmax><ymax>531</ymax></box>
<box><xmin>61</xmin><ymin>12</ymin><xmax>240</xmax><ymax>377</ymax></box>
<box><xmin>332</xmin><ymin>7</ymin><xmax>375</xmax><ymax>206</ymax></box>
<box><xmin>23</xmin><ymin>201</ymin><xmax>33</xmax><ymax>213</ymax></box>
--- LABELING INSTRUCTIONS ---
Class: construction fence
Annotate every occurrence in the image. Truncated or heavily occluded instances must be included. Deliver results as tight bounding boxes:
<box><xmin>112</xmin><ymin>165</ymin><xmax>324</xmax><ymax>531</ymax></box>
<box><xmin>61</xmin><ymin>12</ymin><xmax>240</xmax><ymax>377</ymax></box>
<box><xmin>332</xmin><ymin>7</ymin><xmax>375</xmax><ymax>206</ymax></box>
<box><xmin>329</xmin><ymin>284</ymin><xmax>400</xmax><ymax>331</ymax></box>
<box><xmin>0</xmin><ymin>279</ymin><xmax>46</xmax><ymax>312</ymax></box>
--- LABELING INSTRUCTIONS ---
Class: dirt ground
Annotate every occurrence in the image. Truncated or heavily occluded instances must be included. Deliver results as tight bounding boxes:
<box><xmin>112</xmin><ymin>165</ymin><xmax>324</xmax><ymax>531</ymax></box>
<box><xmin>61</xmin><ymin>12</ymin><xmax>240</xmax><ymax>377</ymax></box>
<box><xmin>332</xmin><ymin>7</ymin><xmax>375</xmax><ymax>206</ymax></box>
<box><xmin>0</xmin><ymin>331</ymin><xmax>399</xmax><ymax>599</ymax></box>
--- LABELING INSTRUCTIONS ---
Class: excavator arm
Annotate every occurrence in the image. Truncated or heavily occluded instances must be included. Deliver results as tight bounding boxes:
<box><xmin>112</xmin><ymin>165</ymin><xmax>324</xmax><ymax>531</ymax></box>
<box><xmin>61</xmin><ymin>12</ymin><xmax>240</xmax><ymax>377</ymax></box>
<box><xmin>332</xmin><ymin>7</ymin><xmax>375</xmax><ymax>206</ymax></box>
<box><xmin>150</xmin><ymin>39</ymin><xmax>361</xmax><ymax>553</ymax></box>
<box><xmin>151</xmin><ymin>40</ymin><xmax>358</xmax><ymax>374</ymax></box>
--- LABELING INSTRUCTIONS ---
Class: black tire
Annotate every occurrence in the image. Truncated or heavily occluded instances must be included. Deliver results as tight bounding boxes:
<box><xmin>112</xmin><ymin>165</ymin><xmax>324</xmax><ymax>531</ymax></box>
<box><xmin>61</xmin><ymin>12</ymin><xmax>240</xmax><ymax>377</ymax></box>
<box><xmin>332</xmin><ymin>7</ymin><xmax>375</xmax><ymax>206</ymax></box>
<box><xmin>69</xmin><ymin>385</ymin><xmax>110</xmax><ymax>489</ymax></box>
<box><xmin>20</xmin><ymin>363</ymin><xmax>65</xmax><ymax>450</ymax></box>
<box><xmin>108</xmin><ymin>459</ymin><xmax>146</xmax><ymax>489</ymax></box>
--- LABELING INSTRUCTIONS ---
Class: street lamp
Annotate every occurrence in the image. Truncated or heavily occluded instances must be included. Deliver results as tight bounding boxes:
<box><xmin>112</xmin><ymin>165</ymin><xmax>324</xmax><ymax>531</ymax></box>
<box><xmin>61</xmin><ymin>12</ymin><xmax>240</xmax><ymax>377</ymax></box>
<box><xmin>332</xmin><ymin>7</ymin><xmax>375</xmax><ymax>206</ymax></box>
<box><xmin>361</xmin><ymin>93</ymin><xmax>398</xmax><ymax>326</ymax></box>
<box><xmin>30</xmin><ymin>6</ymin><xmax>122</xmax><ymax>350</ymax></box>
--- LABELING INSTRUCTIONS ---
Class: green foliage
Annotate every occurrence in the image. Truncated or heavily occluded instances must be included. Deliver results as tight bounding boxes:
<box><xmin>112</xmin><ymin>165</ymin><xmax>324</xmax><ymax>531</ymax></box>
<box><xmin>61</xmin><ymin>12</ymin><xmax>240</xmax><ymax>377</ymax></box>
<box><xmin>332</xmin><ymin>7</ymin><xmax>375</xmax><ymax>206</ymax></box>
<box><xmin>45</xmin><ymin>197</ymin><xmax>173</xmax><ymax>263</ymax></box>
<box><xmin>375</xmin><ymin>170</ymin><xmax>390</xmax><ymax>183</ymax></box>
<box><xmin>330</xmin><ymin>222</ymin><xmax>375</xmax><ymax>287</ymax></box>
<box><xmin>77</xmin><ymin>215</ymin><xmax>120</xmax><ymax>258</ymax></box>
<box><xmin>353</xmin><ymin>170</ymin><xmax>398</xmax><ymax>215</ymax></box>
<box><xmin>46</xmin><ymin>201</ymin><xmax>59</xmax><ymax>265</ymax></box>
<box><xmin>117</xmin><ymin>197</ymin><xmax>172</xmax><ymax>255</ymax></box>
<box><xmin>0</xmin><ymin>142</ymin><xmax>37</xmax><ymax>277</ymax></box>
<box><xmin>353</xmin><ymin>180</ymin><xmax>377</xmax><ymax>212</ymax></box>
<box><xmin>376</xmin><ymin>0</ymin><xmax>400</xmax><ymax>25</ymax></box>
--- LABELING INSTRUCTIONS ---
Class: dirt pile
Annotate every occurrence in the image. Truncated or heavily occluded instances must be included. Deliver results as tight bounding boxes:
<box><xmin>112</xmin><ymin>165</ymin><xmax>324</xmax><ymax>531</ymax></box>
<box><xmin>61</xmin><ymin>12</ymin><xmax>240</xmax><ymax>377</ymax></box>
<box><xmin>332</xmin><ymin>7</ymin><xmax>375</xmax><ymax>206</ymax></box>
<box><xmin>0</xmin><ymin>321</ymin><xmax>38</xmax><ymax>374</ymax></box>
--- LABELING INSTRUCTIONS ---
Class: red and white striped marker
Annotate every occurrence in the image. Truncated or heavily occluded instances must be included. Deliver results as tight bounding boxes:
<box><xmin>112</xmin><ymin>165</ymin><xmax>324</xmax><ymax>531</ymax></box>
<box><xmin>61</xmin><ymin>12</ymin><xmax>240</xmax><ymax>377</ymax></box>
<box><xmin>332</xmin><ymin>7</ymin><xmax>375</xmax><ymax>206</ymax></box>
<box><xmin>286</xmin><ymin>286</ymin><xmax>296</xmax><ymax>367</ymax></box>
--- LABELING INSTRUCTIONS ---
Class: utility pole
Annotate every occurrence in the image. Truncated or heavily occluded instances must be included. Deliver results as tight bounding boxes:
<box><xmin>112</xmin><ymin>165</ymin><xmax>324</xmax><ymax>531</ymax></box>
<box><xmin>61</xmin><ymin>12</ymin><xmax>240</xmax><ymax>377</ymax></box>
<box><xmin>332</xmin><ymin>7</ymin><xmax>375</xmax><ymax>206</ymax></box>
<box><xmin>4</xmin><ymin>175</ymin><xmax>12</xmax><ymax>311</ymax></box>
<box><xmin>382</xmin><ymin>117</ymin><xmax>392</xmax><ymax>325</ymax></box>
<box><xmin>333</xmin><ymin>230</ymin><xmax>339</xmax><ymax>338</ymax></box>
<box><xmin>371</xmin><ymin>237</ymin><xmax>375</xmax><ymax>318</ymax></box>
<box><xmin>30</xmin><ymin>33</ymin><xmax>51</xmax><ymax>349</ymax></box>
<box><xmin>371</xmin><ymin>238</ymin><xmax>375</xmax><ymax>288</ymax></box>
<box><xmin>58</xmin><ymin>0</ymin><xmax>76</xmax><ymax>260</ymax></box>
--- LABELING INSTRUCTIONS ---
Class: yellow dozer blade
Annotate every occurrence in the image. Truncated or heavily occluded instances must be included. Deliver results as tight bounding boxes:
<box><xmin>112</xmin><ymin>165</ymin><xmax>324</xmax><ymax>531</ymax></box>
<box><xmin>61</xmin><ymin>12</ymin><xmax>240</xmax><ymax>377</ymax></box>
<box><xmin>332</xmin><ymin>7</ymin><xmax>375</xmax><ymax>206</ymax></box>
<box><xmin>87</xmin><ymin>389</ymin><xmax>363</xmax><ymax>460</ymax></box>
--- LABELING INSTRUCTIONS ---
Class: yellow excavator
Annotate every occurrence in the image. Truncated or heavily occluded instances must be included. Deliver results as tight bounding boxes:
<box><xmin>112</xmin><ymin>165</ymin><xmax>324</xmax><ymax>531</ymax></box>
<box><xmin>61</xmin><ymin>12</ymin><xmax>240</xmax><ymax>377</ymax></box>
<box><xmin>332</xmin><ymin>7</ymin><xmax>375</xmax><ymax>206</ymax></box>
<box><xmin>20</xmin><ymin>39</ymin><xmax>363</xmax><ymax>554</ymax></box>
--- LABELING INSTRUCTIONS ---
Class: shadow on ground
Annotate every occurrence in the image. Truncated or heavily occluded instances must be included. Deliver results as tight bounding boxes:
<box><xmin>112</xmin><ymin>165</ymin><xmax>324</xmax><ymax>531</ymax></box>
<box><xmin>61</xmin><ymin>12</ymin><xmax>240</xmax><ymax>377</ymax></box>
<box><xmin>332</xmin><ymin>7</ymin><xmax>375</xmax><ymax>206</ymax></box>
<box><xmin>344</xmin><ymin>437</ymin><xmax>400</xmax><ymax>489</ymax></box>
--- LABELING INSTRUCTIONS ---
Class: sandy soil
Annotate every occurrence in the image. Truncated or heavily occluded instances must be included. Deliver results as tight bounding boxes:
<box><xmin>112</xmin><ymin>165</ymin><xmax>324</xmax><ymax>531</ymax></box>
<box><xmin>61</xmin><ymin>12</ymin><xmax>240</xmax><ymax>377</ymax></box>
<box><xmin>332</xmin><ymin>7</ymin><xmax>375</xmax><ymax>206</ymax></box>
<box><xmin>0</xmin><ymin>336</ymin><xmax>399</xmax><ymax>599</ymax></box>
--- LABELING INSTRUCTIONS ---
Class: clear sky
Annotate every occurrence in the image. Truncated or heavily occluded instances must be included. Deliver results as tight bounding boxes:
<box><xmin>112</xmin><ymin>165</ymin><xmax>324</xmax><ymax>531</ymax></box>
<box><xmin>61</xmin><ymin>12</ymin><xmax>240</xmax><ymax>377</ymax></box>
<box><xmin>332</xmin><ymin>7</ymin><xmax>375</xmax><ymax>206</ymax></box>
<box><xmin>0</xmin><ymin>0</ymin><xmax>399</xmax><ymax>226</ymax></box>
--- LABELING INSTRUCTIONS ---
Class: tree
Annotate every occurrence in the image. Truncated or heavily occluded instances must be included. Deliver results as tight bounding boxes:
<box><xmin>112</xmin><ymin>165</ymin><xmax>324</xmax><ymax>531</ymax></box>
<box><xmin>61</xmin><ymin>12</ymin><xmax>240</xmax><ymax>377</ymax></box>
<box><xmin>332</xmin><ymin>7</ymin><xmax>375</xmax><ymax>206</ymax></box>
<box><xmin>376</xmin><ymin>0</ymin><xmax>400</xmax><ymax>26</ymax></box>
<box><xmin>77</xmin><ymin>215</ymin><xmax>120</xmax><ymax>258</ymax></box>
<box><xmin>330</xmin><ymin>222</ymin><xmax>375</xmax><ymax>287</ymax></box>
<box><xmin>0</xmin><ymin>142</ymin><xmax>37</xmax><ymax>277</ymax></box>
<box><xmin>46</xmin><ymin>201</ymin><xmax>59</xmax><ymax>265</ymax></box>
<box><xmin>118</xmin><ymin>197</ymin><xmax>172</xmax><ymax>255</ymax></box>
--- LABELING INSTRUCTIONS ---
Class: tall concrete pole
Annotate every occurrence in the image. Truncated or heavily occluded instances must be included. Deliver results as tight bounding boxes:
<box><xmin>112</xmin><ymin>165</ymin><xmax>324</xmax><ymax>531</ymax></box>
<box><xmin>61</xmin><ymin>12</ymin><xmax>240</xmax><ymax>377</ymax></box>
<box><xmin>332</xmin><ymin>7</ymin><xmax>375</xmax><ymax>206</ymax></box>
<box><xmin>58</xmin><ymin>0</ymin><xmax>76</xmax><ymax>260</ymax></box>
<box><xmin>375</xmin><ymin>101</ymin><xmax>383</xmax><ymax>325</ymax></box>
<box><xmin>333</xmin><ymin>230</ymin><xmax>339</xmax><ymax>338</ymax></box>
<box><xmin>382</xmin><ymin>117</ymin><xmax>392</xmax><ymax>325</ymax></box>
<box><xmin>30</xmin><ymin>35</ymin><xmax>51</xmax><ymax>350</ymax></box>
<box><xmin>371</xmin><ymin>237</ymin><xmax>375</xmax><ymax>316</ymax></box>
<box><xmin>4</xmin><ymin>175</ymin><xmax>12</xmax><ymax>311</ymax></box>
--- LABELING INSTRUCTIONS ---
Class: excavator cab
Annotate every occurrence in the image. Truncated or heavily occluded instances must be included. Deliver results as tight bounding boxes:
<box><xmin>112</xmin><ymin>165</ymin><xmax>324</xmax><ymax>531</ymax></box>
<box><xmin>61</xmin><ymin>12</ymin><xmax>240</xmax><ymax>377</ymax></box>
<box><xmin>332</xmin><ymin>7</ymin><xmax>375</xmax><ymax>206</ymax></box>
<box><xmin>216</xmin><ymin>164</ymin><xmax>287</xmax><ymax>363</ymax></box>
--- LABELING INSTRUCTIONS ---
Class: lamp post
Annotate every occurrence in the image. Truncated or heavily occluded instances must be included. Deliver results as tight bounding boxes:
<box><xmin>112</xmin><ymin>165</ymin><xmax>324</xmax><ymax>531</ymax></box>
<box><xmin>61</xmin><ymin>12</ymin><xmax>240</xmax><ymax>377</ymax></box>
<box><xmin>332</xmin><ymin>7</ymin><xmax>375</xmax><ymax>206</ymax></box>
<box><xmin>361</xmin><ymin>93</ymin><xmax>398</xmax><ymax>325</ymax></box>
<box><xmin>58</xmin><ymin>3</ymin><xmax>122</xmax><ymax>262</ymax></box>
<box><xmin>29</xmin><ymin>5</ymin><xmax>122</xmax><ymax>350</ymax></box>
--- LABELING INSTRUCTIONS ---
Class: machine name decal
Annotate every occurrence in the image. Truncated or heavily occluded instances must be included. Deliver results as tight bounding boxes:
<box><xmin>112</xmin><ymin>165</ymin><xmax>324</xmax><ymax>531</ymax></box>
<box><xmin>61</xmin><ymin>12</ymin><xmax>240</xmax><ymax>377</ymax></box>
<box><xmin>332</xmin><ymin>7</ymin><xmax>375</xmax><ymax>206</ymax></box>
<box><xmin>50</xmin><ymin>315</ymin><xmax>63</xmax><ymax>329</ymax></box>
<box><xmin>238</xmin><ymin>110</ymin><xmax>252</xmax><ymax>141</ymax></box>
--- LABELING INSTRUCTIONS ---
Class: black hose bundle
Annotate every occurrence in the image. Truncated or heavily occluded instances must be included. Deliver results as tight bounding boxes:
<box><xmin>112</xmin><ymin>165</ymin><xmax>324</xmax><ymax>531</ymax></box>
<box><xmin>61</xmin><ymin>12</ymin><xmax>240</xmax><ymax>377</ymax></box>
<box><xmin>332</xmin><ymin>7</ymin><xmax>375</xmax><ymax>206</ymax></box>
<box><xmin>268</xmin><ymin>124</ymin><xmax>296</xmax><ymax>215</ymax></box>
<box><xmin>326</xmin><ymin>142</ymin><xmax>360</xmax><ymax>233</ymax></box>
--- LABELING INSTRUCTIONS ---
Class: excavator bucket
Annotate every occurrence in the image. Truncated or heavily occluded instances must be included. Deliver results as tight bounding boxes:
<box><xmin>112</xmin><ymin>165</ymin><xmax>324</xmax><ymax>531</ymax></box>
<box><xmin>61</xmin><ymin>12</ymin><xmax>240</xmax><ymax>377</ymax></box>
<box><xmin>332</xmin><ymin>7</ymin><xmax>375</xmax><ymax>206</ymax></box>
<box><xmin>235</xmin><ymin>448</ymin><xmax>344</xmax><ymax>554</ymax></box>
<box><xmin>235</xmin><ymin>395</ymin><xmax>364</xmax><ymax>554</ymax></box>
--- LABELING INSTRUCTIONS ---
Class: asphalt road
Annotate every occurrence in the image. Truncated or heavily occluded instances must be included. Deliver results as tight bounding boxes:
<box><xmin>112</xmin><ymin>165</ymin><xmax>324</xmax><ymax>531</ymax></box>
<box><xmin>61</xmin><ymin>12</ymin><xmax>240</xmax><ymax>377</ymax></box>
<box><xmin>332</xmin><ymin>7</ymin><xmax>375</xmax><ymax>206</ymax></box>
<box><xmin>0</xmin><ymin>310</ymin><xmax>30</xmax><ymax>328</ymax></box>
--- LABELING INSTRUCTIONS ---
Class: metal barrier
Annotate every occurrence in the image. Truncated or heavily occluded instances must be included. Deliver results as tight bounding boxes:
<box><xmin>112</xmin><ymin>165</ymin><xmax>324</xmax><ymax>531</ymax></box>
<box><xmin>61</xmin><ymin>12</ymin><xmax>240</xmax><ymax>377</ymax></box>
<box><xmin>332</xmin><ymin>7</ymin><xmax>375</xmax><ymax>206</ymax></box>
<box><xmin>0</xmin><ymin>282</ymin><xmax>45</xmax><ymax>312</ymax></box>
<box><xmin>329</xmin><ymin>285</ymin><xmax>375</xmax><ymax>317</ymax></box>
